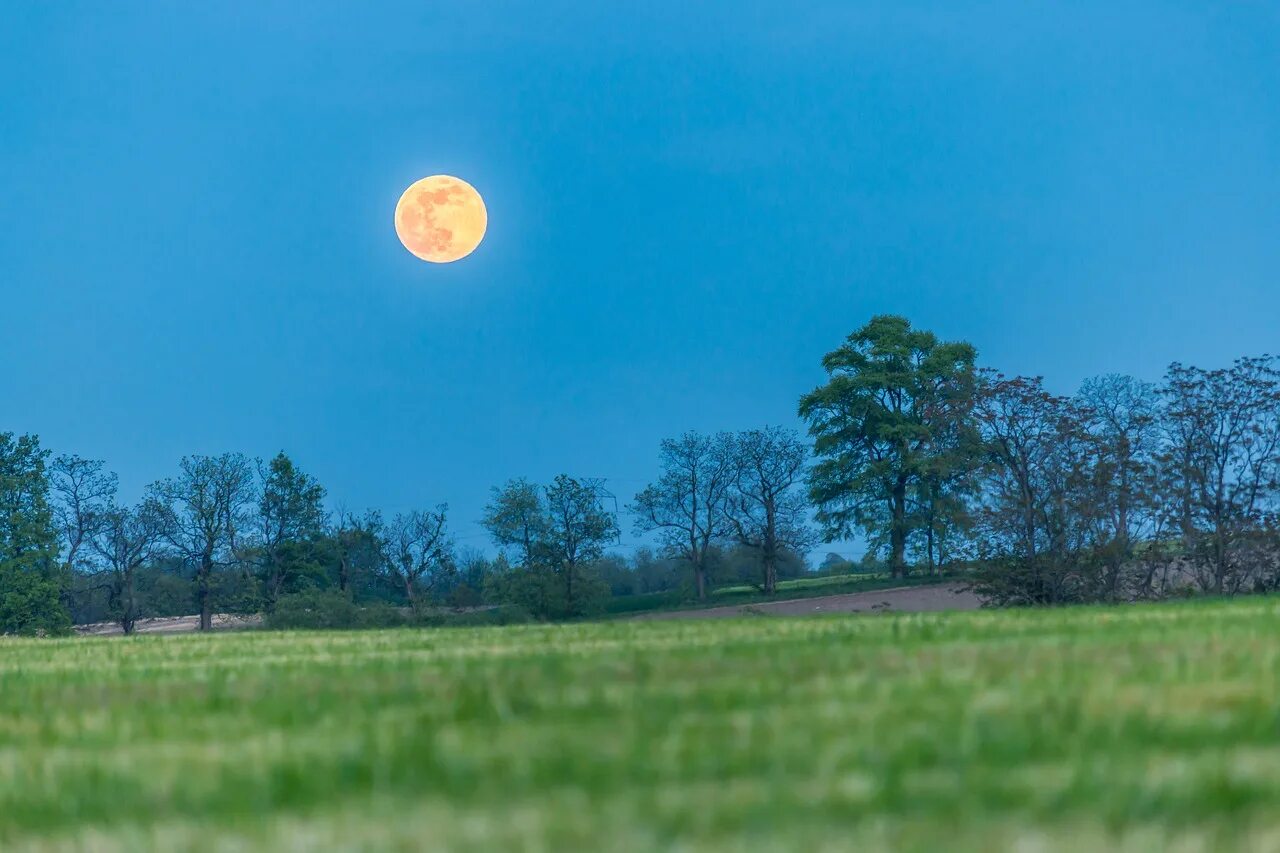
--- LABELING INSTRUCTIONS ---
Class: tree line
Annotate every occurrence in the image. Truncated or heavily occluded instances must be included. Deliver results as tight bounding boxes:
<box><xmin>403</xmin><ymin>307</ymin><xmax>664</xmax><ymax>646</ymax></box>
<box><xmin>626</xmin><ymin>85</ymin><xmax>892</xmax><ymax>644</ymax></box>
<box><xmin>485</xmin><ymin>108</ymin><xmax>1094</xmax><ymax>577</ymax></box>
<box><xmin>0</xmin><ymin>427</ymin><xmax>816</xmax><ymax>634</ymax></box>
<box><xmin>799</xmin><ymin>315</ymin><xmax>1280</xmax><ymax>605</ymax></box>
<box><xmin>4</xmin><ymin>313</ymin><xmax>1277</xmax><ymax>634</ymax></box>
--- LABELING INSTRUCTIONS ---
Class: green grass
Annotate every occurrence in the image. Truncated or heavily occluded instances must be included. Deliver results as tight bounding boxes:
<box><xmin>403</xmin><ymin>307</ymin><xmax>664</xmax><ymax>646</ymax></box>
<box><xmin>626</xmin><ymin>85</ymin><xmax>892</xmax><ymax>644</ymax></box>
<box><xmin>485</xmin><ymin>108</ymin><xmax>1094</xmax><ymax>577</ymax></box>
<box><xmin>5</xmin><ymin>597</ymin><xmax>1280</xmax><ymax>850</ymax></box>
<box><xmin>603</xmin><ymin>570</ymin><xmax>954</xmax><ymax>615</ymax></box>
<box><xmin>713</xmin><ymin>569</ymin><xmax>890</xmax><ymax>596</ymax></box>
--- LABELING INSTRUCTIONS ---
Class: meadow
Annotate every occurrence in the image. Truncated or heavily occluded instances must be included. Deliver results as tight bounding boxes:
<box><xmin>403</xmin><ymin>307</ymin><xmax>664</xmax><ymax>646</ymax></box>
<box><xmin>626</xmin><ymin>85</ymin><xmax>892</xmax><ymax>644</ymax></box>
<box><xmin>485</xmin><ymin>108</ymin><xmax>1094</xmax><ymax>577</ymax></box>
<box><xmin>5</xmin><ymin>598</ymin><xmax>1280</xmax><ymax>850</ymax></box>
<box><xmin>602</xmin><ymin>569</ymin><xmax>951</xmax><ymax>615</ymax></box>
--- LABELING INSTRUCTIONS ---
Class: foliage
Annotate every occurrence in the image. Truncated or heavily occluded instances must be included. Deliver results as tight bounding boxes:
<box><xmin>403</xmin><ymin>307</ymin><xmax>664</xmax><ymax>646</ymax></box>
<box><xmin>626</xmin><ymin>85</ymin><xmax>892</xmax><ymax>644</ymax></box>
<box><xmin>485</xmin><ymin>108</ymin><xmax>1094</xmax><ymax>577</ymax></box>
<box><xmin>712</xmin><ymin>543</ymin><xmax>808</xmax><ymax>590</ymax></box>
<box><xmin>481</xmin><ymin>478</ymin><xmax>545</xmax><ymax>566</ymax></box>
<box><xmin>329</xmin><ymin>509</ymin><xmax>385</xmax><ymax>598</ymax></box>
<box><xmin>799</xmin><ymin>315</ymin><xmax>980</xmax><ymax>577</ymax></box>
<box><xmin>86</xmin><ymin>501</ymin><xmax>166</xmax><ymax>633</ymax></box>
<box><xmin>0</xmin><ymin>561</ymin><xmax>70</xmax><ymax>636</ymax></box>
<box><xmin>484</xmin><ymin>557</ymin><xmax>610</xmax><ymax>621</ymax></box>
<box><xmin>266</xmin><ymin>590</ymin><xmax>531</xmax><ymax>631</ymax></box>
<box><xmin>20</xmin><ymin>317</ymin><xmax>1280</xmax><ymax>629</ymax></box>
<box><xmin>970</xmin><ymin>357</ymin><xmax>1280</xmax><ymax>605</ymax></box>
<box><xmin>255</xmin><ymin>452</ymin><xmax>327</xmax><ymax>608</ymax></box>
<box><xmin>0</xmin><ymin>433</ymin><xmax>69</xmax><ymax>635</ymax></box>
<box><xmin>148</xmin><ymin>453</ymin><xmax>257</xmax><ymax>630</ymax></box>
<box><xmin>485</xmin><ymin>475</ymin><xmax>618</xmax><ymax>619</ymax></box>
<box><xmin>266</xmin><ymin>589</ymin><xmax>402</xmax><ymax>630</ymax></box>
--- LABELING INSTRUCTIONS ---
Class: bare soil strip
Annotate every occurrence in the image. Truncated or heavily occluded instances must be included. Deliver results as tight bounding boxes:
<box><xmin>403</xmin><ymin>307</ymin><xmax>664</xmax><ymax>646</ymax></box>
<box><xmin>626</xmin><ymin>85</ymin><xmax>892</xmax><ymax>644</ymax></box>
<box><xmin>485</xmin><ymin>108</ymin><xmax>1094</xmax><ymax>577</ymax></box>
<box><xmin>74</xmin><ymin>614</ymin><xmax>263</xmax><ymax>637</ymax></box>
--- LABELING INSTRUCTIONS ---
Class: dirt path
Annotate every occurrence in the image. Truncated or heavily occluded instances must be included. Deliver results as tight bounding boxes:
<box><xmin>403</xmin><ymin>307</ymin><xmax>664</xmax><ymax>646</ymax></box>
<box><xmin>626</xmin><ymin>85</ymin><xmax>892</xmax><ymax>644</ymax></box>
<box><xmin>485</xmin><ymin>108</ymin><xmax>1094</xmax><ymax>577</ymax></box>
<box><xmin>632</xmin><ymin>582</ymin><xmax>981</xmax><ymax>620</ymax></box>
<box><xmin>74</xmin><ymin>614</ymin><xmax>263</xmax><ymax>637</ymax></box>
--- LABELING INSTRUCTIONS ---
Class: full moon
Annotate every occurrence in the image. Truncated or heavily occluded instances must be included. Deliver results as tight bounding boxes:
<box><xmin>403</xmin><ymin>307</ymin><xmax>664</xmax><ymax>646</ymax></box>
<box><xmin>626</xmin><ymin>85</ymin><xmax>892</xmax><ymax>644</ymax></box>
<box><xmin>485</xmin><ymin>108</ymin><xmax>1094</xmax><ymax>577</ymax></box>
<box><xmin>394</xmin><ymin>175</ymin><xmax>487</xmax><ymax>263</ymax></box>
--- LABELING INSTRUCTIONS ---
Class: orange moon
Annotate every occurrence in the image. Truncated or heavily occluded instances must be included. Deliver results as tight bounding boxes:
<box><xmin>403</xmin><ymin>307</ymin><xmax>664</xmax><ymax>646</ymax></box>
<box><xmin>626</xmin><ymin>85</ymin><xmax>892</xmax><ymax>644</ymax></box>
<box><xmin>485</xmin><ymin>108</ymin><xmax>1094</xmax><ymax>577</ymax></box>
<box><xmin>394</xmin><ymin>175</ymin><xmax>487</xmax><ymax>263</ymax></box>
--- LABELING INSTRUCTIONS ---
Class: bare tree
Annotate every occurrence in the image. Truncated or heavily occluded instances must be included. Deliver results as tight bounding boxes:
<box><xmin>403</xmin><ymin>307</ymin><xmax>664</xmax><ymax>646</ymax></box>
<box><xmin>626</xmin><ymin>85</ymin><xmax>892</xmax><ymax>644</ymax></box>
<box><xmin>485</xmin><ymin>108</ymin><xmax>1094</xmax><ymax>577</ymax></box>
<box><xmin>1074</xmin><ymin>375</ymin><xmax>1163</xmax><ymax>598</ymax></box>
<box><xmin>970</xmin><ymin>373</ymin><xmax>1103</xmax><ymax>604</ymax></box>
<box><xmin>149</xmin><ymin>453</ymin><xmax>257</xmax><ymax>630</ymax></box>
<box><xmin>49</xmin><ymin>455</ymin><xmax>116</xmax><ymax>577</ymax></box>
<box><xmin>632</xmin><ymin>432</ymin><xmax>736</xmax><ymax>600</ymax></box>
<box><xmin>384</xmin><ymin>506</ymin><xmax>453</xmax><ymax>608</ymax></box>
<box><xmin>88</xmin><ymin>501</ymin><xmax>165</xmax><ymax>634</ymax></box>
<box><xmin>1159</xmin><ymin>357</ymin><xmax>1280</xmax><ymax>594</ymax></box>
<box><xmin>726</xmin><ymin>427</ymin><xmax>815</xmax><ymax>594</ymax></box>
<box><xmin>1077</xmin><ymin>376</ymin><xmax>1162</xmax><ymax>546</ymax></box>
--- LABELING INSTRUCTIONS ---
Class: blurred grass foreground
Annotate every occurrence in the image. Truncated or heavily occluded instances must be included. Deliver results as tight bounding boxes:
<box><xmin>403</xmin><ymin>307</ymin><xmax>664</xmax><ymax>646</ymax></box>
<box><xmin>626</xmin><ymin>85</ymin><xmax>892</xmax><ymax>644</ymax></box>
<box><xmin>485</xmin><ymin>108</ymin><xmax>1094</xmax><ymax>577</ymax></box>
<box><xmin>5</xmin><ymin>597</ymin><xmax>1280</xmax><ymax>850</ymax></box>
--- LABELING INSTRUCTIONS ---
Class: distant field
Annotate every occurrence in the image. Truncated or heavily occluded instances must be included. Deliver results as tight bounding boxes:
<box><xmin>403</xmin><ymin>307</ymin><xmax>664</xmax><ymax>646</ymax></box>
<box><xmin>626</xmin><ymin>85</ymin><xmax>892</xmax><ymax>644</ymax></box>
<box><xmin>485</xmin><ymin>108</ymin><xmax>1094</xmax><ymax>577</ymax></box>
<box><xmin>6</xmin><ymin>598</ymin><xmax>1280</xmax><ymax>850</ymax></box>
<box><xmin>604</xmin><ymin>570</ymin><xmax>954</xmax><ymax>615</ymax></box>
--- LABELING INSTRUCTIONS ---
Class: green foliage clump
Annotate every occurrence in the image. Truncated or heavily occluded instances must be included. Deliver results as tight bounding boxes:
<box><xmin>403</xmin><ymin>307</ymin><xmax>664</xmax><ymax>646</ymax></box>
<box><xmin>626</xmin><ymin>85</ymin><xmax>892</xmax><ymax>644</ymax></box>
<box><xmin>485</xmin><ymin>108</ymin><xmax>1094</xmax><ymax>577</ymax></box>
<box><xmin>266</xmin><ymin>590</ymin><xmax>531</xmax><ymax>631</ymax></box>
<box><xmin>0</xmin><ymin>561</ymin><xmax>69</xmax><ymax>636</ymax></box>
<box><xmin>484</xmin><ymin>562</ymin><xmax>609</xmax><ymax>621</ymax></box>
<box><xmin>0</xmin><ymin>433</ymin><xmax>70</xmax><ymax>635</ymax></box>
<box><xmin>266</xmin><ymin>590</ymin><xmax>402</xmax><ymax>630</ymax></box>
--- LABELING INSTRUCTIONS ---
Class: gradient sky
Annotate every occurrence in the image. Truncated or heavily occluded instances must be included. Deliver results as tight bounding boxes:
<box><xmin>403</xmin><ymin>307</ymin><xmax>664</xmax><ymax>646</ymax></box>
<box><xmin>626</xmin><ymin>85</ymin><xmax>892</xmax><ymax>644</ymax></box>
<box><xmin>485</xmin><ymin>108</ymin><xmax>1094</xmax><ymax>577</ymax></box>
<box><xmin>3</xmin><ymin>3</ymin><xmax>1278</xmax><ymax>558</ymax></box>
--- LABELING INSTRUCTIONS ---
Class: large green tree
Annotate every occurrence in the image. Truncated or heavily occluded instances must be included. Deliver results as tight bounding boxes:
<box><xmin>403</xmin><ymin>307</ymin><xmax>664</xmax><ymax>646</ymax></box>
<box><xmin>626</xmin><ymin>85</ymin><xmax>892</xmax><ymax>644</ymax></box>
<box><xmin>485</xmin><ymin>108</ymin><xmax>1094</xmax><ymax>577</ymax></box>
<box><xmin>799</xmin><ymin>315</ymin><xmax>979</xmax><ymax>577</ymax></box>
<box><xmin>0</xmin><ymin>433</ymin><xmax>70</xmax><ymax>635</ymax></box>
<box><xmin>256</xmin><ymin>452</ymin><xmax>327</xmax><ymax>607</ymax></box>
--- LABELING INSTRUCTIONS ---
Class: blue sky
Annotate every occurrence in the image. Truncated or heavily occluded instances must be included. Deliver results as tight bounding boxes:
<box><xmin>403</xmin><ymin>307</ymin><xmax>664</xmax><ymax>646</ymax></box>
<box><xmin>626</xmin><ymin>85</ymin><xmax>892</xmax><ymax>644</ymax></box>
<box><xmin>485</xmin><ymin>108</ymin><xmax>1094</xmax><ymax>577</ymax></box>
<box><xmin>2</xmin><ymin>2</ymin><xmax>1277</xmax><ymax>558</ymax></box>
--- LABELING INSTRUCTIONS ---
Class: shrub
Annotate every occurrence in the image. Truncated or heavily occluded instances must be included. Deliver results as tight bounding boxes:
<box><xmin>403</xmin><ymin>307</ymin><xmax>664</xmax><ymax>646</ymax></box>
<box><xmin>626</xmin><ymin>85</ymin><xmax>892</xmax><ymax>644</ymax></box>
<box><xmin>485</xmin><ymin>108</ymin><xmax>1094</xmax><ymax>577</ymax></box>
<box><xmin>0</xmin><ymin>562</ymin><xmax>71</xmax><ymax>636</ymax></box>
<box><xmin>267</xmin><ymin>590</ymin><xmax>366</xmax><ymax>630</ymax></box>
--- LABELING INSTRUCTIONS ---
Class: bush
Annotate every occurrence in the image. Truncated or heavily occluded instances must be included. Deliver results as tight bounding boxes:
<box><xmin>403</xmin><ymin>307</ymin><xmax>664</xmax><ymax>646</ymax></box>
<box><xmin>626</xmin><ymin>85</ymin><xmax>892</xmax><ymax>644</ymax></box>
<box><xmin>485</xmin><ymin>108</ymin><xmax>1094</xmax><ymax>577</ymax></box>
<box><xmin>603</xmin><ymin>588</ymin><xmax>688</xmax><ymax>614</ymax></box>
<box><xmin>0</xmin><ymin>562</ymin><xmax>71</xmax><ymax>636</ymax></box>
<box><xmin>268</xmin><ymin>590</ymin><xmax>368</xmax><ymax>630</ymax></box>
<box><xmin>268</xmin><ymin>591</ymin><xmax>532</xmax><ymax>632</ymax></box>
<box><xmin>405</xmin><ymin>605</ymin><xmax>533</xmax><ymax>628</ymax></box>
<box><xmin>487</xmin><ymin>563</ymin><xmax>609</xmax><ymax>621</ymax></box>
<box><xmin>139</xmin><ymin>569</ymin><xmax>197</xmax><ymax>618</ymax></box>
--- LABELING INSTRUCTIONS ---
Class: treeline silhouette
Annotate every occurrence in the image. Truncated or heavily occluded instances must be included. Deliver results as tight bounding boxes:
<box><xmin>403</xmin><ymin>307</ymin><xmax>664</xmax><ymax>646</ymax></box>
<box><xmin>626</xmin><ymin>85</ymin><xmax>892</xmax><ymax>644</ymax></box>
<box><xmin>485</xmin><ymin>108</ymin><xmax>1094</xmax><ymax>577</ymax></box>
<box><xmin>3</xmin><ymin>314</ymin><xmax>1278</xmax><ymax>635</ymax></box>
<box><xmin>0</xmin><ymin>435</ymin><xmax>818</xmax><ymax>635</ymax></box>
<box><xmin>799</xmin><ymin>315</ymin><xmax>1280</xmax><ymax>606</ymax></box>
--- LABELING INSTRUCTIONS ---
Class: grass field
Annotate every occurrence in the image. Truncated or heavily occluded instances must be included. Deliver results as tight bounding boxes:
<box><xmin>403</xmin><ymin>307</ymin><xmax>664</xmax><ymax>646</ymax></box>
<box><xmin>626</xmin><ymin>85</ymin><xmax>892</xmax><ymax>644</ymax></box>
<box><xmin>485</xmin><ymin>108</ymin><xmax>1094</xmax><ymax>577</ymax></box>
<box><xmin>603</xmin><ymin>570</ymin><xmax>952</xmax><ymax>615</ymax></box>
<box><xmin>5</xmin><ymin>598</ymin><xmax>1280</xmax><ymax>850</ymax></box>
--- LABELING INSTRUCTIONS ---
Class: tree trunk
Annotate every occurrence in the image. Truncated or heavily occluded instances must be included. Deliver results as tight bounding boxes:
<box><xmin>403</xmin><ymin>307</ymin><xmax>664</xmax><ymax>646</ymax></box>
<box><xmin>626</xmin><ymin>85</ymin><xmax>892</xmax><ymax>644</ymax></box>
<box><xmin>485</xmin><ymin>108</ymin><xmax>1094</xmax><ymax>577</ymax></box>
<box><xmin>403</xmin><ymin>574</ymin><xmax>416</xmax><ymax>610</ymax></box>
<box><xmin>889</xmin><ymin>477</ymin><xmax>908</xmax><ymax>578</ymax></box>
<box><xmin>268</xmin><ymin>551</ymin><xmax>283</xmax><ymax>609</ymax></box>
<box><xmin>198</xmin><ymin>552</ymin><xmax>213</xmax><ymax>631</ymax></box>
<box><xmin>121</xmin><ymin>569</ymin><xmax>137</xmax><ymax>635</ymax></box>
<box><xmin>762</xmin><ymin>503</ymin><xmax>778</xmax><ymax>595</ymax></box>
<box><xmin>695</xmin><ymin>565</ymin><xmax>707</xmax><ymax>600</ymax></box>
